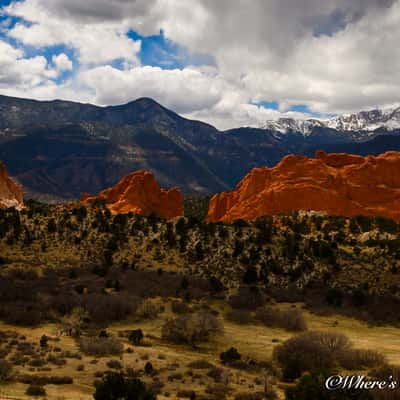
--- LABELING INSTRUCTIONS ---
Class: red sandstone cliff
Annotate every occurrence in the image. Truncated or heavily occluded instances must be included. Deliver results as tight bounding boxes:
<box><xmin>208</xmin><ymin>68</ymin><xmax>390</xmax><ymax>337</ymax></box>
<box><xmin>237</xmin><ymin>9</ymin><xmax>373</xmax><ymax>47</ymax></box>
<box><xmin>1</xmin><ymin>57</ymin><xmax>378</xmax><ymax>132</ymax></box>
<box><xmin>81</xmin><ymin>170</ymin><xmax>183</xmax><ymax>219</ymax></box>
<box><xmin>207</xmin><ymin>151</ymin><xmax>400</xmax><ymax>222</ymax></box>
<box><xmin>0</xmin><ymin>161</ymin><xmax>23</xmax><ymax>210</ymax></box>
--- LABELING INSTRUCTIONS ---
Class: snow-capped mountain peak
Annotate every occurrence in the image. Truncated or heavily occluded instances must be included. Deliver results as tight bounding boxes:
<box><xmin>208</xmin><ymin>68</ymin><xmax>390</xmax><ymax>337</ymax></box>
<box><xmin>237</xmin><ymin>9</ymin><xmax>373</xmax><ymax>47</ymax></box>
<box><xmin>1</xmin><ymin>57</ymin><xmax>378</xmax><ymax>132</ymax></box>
<box><xmin>263</xmin><ymin>118</ymin><xmax>325</xmax><ymax>136</ymax></box>
<box><xmin>326</xmin><ymin>107</ymin><xmax>400</xmax><ymax>132</ymax></box>
<box><xmin>262</xmin><ymin>107</ymin><xmax>400</xmax><ymax>137</ymax></box>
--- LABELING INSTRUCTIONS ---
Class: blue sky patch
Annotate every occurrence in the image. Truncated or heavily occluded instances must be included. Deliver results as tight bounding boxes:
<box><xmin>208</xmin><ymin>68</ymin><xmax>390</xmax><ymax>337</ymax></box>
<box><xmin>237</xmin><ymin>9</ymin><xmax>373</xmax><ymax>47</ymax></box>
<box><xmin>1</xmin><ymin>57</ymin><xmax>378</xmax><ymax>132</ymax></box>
<box><xmin>129</xmin><ymin>29</ymin><xmax>214</xmax><ymax>70</ymax></box>
<box><xmin>0</xmin><ymin>0</ymin><xmax>15</xmax><ymax>7</ymax></box>
<box><xmin>310</xmin><ymin>9</ymin><xmax>349</xmax><ymax>37</ymax></box>
<box><xmin>289</xmin><ymin>104</ymin><xmax>336</xmax><ymax>118</ymax></box>
<box><xmin>290</xmin><ymin>104</ymin><xmax>313</xmax><ymax>113</ymax></box>
<box><xmin>253</xmin><ymin>101</ymin><xmax>280</xmax><ymax>110</ymax></box>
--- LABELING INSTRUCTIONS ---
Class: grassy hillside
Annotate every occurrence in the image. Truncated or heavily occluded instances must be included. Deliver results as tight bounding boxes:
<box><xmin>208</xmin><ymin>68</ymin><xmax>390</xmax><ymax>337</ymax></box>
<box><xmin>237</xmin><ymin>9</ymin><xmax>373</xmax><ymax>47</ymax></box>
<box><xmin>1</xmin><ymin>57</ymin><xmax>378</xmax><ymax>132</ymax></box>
<box><xmin>1</xmin><ymin>202</ymin><xmax>400</xmax><ymax>398</ymax></box>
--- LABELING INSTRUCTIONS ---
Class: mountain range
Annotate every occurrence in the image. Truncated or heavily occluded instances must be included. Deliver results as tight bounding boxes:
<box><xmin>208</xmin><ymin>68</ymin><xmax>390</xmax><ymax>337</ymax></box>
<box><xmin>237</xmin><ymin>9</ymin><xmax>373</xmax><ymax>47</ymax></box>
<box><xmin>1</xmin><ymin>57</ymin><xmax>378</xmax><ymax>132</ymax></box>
<box><xmin>263</xmin><ymin>107</ymin><xmax>400</xmax><ymax>139</ymax></box>
<box><xmin>1</xmin><ymin>94</ymin><xmax>400</xmax><ymax>201</ymax></box>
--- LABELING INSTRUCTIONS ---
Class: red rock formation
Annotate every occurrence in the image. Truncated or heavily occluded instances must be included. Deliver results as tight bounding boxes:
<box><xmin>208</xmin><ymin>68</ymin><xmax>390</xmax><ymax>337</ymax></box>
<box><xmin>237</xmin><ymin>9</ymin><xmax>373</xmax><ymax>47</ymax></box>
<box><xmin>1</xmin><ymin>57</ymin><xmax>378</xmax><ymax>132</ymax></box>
<box><xmin>207</xmin><ymin>151</ymin><xmax>400</xmax><ymax>222</ymax></box>
<box><xmin>81</xmin><ymin>170</ymin><xmax>183</xmax><ymax>219</ymax></box>
<box><xmin>0</xmin><ymin>161</ymin><xmax>23</xmax><ymax>210</ymax></box>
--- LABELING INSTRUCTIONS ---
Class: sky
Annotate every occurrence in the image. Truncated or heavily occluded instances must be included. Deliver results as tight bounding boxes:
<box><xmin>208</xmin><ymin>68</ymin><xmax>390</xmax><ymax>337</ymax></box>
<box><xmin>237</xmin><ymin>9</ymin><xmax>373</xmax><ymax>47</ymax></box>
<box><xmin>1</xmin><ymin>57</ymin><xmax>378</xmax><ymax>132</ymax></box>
<box><xmin>0</xmin><ymin>0</ymin><xmax>399</xmax><ymax>130</ymax></box>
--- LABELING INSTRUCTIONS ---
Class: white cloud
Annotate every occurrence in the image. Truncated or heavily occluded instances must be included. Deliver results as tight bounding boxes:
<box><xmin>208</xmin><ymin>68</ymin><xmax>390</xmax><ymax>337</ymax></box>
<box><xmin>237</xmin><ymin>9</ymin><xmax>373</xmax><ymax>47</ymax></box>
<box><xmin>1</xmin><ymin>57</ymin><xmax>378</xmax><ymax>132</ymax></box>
<box><xmin>0</xmin><ymin>39</ymin><xmax>57</xmax><ymax>88</ymax></box>
<box><xmin>5</xmin><ymin>0</ymin><xmax>141</xmax><ymax>65</ymax></box>
<box><xmin>154</xmin><ymin>0</ymin><xmax>400</xmax><ymax>118</ymax></box>
<box><xmin>11</xmin><ymin>0</ymin><xmax>160</xmax><ymax>24</ymax></box>
<box><xmin>52</xmin><ymin>53</ymin><xmax>73</xmax><ymax>72</ymax></box>
<box><xmin>185</xmin><ymin>102</ymin><xmax>308</xmax><ymax>131</ymax></box>
<box><xmin>154</xmin><ymin>0</ymin><xmax>400</xmax><ymax>117</ymax></box>
<box><xmin>80</xmin><ymin>65</ymin><xmax>224</xmax><ymax>114</ymax></box>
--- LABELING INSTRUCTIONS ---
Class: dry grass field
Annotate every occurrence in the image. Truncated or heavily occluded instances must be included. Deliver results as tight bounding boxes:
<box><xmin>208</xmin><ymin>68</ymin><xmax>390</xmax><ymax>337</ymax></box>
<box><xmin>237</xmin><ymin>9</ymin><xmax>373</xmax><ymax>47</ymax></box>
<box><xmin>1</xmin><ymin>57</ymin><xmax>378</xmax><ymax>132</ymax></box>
<box><xmin>1</xmin><ymin>300</ymin><xmax>399</xmax><ymax>400</ymax></box>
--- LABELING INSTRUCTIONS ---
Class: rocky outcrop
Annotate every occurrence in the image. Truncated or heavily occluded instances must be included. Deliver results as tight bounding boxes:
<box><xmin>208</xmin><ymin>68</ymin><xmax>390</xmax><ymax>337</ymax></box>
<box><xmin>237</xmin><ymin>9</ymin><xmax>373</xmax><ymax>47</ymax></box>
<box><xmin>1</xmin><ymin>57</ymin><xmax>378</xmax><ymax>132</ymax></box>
<box><xmin>0</xmin><ymin>161</ymin><xmax>23</xmax><ymax>210</ymax></box>
<box><xmin>81</xmin><ymin>170</ymin><xmax>183</xmax><ymax>219</ymax></box>
<box><xmin>207</xmin><ymin>151</ymin><xmax>400</xmax><ymax>222</ymax></box>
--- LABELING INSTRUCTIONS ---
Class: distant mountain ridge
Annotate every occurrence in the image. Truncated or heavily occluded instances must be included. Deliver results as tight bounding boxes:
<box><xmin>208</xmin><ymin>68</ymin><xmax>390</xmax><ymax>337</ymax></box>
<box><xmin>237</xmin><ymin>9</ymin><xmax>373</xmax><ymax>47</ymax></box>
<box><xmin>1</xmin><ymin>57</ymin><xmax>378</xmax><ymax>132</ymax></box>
<box><xmin>263</xmin><ymin>107</ymin><xmax>400</xmax><ymax>138</ymax></box>
<box><xmin>1</xmin><ymin>94</ymin><xmax>400</xmax><ymax>201</ymax></box>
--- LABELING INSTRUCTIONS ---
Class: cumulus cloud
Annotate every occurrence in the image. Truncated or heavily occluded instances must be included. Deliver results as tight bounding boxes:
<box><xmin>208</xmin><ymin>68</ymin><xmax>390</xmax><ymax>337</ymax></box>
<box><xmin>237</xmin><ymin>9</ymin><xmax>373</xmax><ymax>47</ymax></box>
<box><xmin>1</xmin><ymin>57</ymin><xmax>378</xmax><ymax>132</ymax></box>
<box><xmin>0</xmin><ymin>39</ymin><xmax>58</xmax><ymax>88</ymax></box>
<box><xmin>52</xmin><ymin>53</ymin><xmax>73</xmax><ymax>72</ymax></box>
<box><xmin>14</xmin><ymin>0</ymin><xmax>160</xmax><ymax>24</ymax></box>
<box><xmin>154</xmin><ymin>0</ymin><xmax>400</xmax><ymax>116</ymax></box>
<box><xmin>5</xmin><ymin>0</ymin><xmax>141</xmax><ymax>65</ymax></box>
<box><xmin>81</xmin><ymin>65</ymin><xmax>224</xmax><ymax>113</ymax></box>
<box><xmin>1</xmin><ymin>0</ymin><xmax>400</xmax><ymax>129</ymax></box>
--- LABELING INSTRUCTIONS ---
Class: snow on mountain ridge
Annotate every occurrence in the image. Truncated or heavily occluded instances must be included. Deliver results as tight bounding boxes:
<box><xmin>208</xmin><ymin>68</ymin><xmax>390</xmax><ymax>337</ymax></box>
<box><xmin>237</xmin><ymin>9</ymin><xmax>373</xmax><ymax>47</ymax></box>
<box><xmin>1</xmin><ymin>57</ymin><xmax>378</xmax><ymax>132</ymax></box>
<box><xmin>263</xmin><ymin>118</ymin><xmax>325</xmax><ymax>136</ymax></box>
<box><xmin>262</xmin><ymin>107</ymin><xmax>400</xmax><ymax>136</ymax></box>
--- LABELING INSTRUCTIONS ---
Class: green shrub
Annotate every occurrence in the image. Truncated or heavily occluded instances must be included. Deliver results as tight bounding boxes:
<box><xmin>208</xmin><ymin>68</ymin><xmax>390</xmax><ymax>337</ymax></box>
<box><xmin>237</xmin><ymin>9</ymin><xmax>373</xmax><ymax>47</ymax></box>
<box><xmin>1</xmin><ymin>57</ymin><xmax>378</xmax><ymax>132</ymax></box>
<box><xmin>136</xmin><ymin>300</ymin><xmax>163</xmax><ymax>320</ymax></box>
<box><xmin>0</xmin><ymin>359</ymin><xmax>12</xmax><ymax>382</ymax></box>
<box><xmin>162</xmin><ymin>312</ymin><xmax>222</xmax><ymax>345</ymax></box>
<box><xmin>18</xmin><ymin>374</ymin><xmax>73</xmax><ymax>385</ymax></box>
<box><xmin>255</xmin><ymin>307</ymin><xmax>307</xmax><ymax>332</ymax></box>
<box><xmin>26</xmin><ymin>385</ymin><xmax>46</xmax><ymax>397</ymax></box>
<box><xmin>220</xmin><ymin>347</ymin><xmax>241</xmax><ymax>364</ymax></box>
<box><xmin>144</xmin><ymin>362</ymin><xmax>154</xmax><ymax>375</ymax></box>
<box><xmin>274</xmin><ymin>331</ymin><xmax>350</xmax><ymax>381</ymax></box>
<box><xmin>93</xmin><ymin>372</ymin><xmax>155</xmax><ymax>400</ymax></box>
<box><xmin>229</xmin><ymin>286</ymin><xmax>266</xmax><ymax>310</ymax></box>
<box><xmin>39</xmin><ymin>334</ymin><xmax>48</xmax><ymax>348</ymax></box>
<box><xmin>128</xmin><ymin>329</ymin><xmax>144</xmax><ymax>345</ymax></box>
<box><xmin>242</xmin><ymin>266</ymin><xmax>259</xmax><ymax>284</ymax></box>
<box><xmin>326</xmin><ymin>288</ymin><xmax>344</xmax><ymax>307</ymax></box>
<box><xmin>106</xmin><ymin>360</ymin><xmax>123</xmax><ymax>370</ymax></box>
